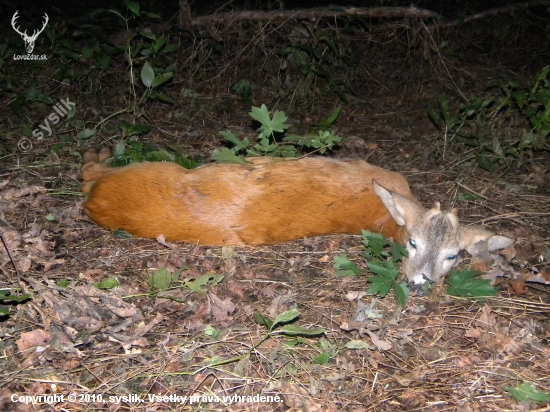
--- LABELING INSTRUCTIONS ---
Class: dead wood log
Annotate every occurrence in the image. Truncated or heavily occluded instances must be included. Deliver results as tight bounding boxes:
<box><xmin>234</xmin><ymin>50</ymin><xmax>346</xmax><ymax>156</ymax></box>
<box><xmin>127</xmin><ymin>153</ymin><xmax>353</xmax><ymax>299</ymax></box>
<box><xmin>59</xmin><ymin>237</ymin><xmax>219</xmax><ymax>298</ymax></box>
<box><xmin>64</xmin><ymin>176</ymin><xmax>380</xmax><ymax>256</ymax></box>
<box><xmin>190</xmin><ymin>6</ymin><xmax>439</xmax><ymax>27</ymax></box>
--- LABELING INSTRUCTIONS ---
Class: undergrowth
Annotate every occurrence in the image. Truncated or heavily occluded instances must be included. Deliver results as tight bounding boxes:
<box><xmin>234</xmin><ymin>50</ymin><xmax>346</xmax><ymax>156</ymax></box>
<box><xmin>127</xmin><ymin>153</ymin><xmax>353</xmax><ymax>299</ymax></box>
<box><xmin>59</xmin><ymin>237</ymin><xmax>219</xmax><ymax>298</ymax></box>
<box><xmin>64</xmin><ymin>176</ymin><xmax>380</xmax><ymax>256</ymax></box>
<box><xmin>429</xmin><ymin>65</ymin><xmax>550</xmax><ymax>172</ymax></box>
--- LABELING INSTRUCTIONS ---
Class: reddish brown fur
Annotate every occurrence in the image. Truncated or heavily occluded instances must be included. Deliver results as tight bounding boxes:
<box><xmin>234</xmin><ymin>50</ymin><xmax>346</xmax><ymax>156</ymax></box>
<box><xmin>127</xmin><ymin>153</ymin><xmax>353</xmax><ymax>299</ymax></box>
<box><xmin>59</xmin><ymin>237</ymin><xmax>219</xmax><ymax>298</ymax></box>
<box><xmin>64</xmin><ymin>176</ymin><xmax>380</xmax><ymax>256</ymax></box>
<box><xmin>82</xmin><ymin>150</ymin><xmax>415</xmax><ymax>246</ymax></box>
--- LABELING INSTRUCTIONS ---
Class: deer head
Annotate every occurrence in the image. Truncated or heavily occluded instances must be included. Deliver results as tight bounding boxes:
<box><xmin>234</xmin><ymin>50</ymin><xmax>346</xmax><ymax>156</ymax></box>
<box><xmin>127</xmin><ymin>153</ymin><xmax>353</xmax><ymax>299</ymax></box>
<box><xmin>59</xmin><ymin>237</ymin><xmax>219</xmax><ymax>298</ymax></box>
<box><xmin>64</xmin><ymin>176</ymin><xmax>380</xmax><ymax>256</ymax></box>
<box><xmin>12</xmin><ymin>11</ymin><xmax>49</xmax><ymax>54</ymax></box>
<box><xmin>373</xmin><ymin>181</ymin><xmax>515</xmax><ymax>285</ymax></box>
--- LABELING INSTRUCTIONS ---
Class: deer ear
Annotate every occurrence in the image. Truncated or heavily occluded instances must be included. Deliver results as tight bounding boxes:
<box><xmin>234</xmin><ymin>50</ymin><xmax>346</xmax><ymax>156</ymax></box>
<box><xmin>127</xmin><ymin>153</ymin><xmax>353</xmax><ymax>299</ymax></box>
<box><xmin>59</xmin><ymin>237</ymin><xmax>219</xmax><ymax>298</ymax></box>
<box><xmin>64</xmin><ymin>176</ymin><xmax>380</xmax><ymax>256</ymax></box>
<box><xmin>372</xmin><ymin>180</ymin><xmax>425</xmax><ymax>227</ymax></box>
<box><xmin>458</xmin><ymin>226</ymin><xmax>515</xmax><ymax>255</ymax></box>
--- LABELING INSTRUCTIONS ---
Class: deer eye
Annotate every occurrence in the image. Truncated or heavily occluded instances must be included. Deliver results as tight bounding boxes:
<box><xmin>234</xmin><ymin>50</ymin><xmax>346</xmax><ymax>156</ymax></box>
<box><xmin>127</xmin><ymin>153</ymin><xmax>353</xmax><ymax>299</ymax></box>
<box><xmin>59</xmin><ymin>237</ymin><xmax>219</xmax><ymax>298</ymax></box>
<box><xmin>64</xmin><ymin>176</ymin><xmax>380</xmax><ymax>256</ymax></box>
<box><xmin>409</xmin><ymin>239</ymin><xmax>416</xmax><ymax>249</ymax></box>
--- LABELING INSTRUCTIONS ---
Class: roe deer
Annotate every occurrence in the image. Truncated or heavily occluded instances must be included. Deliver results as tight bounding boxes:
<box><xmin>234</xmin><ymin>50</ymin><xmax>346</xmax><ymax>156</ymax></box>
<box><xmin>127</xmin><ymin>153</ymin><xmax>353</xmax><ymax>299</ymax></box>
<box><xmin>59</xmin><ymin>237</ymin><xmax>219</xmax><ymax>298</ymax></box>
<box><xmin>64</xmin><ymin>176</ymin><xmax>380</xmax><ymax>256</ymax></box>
<box><xmin>81</xmin><ymin>148</ymin><xmax>514</xmax><ymax>284</ymax></box>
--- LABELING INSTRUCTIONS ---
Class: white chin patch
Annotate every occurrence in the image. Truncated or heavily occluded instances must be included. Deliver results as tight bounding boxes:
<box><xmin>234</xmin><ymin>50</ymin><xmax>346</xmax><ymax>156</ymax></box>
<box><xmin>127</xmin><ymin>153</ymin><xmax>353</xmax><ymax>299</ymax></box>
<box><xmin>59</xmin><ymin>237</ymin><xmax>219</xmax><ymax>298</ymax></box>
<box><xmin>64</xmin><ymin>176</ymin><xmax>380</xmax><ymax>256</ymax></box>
<box><xmin>409</xmin><ymin>274</ymin><xmax>427</xmax><ymax>285</ymax></box>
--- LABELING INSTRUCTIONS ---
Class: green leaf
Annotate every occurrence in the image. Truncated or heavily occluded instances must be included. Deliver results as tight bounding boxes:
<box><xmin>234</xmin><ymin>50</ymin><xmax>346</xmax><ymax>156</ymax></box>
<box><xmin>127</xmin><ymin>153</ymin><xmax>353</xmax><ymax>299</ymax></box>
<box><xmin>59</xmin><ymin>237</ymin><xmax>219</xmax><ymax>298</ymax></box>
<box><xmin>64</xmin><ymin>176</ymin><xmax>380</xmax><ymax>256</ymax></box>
<box><xmin>511</xmin><ymin>91</ymin><xmax>526</xmax><ymax>109</ymax></box>
<box><xmin>313</xmin><ymin>352</ymin><xmax>331</xmax><ymax>365</ymax></box>
<box><xmin>476</xmin><ymin>153</ymin><xmax>494</xmax><ymax>172</ymax></box>
<box><xmin>0</xmin><ymin>289</ymin><xmax>32</xmax><ymax>302</ymax></box>
<box><xmin>57</xmin><ymin>279</ymin><xmax>70</xmax><ymax>288</ymax></box>
<box><xmin>321</xmin><ymin>107</ymin><xmax>341</xmax><ymax>127</ymax></box>
<box><xmin>279</xmin><ymin>324</ymin><xmax>326</xmax><ymax>337</ymax></box>
<box><xmin>141</xmin><ymin>61</ymin><xmax>155</xmax><ymax>88</ymax></box>
<box><xmin>151</xmin><ymin>72</ymin><xmax>173</xmax><ymax>88</ymax></box>
<box><xmin>333</xmin><ymin>254</ymin><xmax>361</xmax><ymax>277</ymax></box>
<box><xmin>93</xmin><ymin>278</ymin><xmax>120</xmax><ymax>290</ymax></box>
<box><xmin>204</xmin><ymin>325</ymin><xmax>220</xmax><ymax>338</ymax></box>
<box><xmin>121</xmin><ymin>123</ymin><xmax>151</xmax><ymax>137</ymax></box>
<box><xmin>366</xmin><ymin>260</ymin><xmax>399</xmax><ymax>278</ymax></box>
<box><xmin>446</xmin><ymin>269</ymin><xmax>498</xmax><ymax>297</ymax></box>
<box><xmin>148</xmin><ymin>267</ymin><xmax>172</xmax><ymax>291</ymax></box>
<box><xmin>125</xmin><ymin>0</ymin><xmax>140</xmax><ymax>16</ymax></box>
<box><xmin>361</xmin><ymin>230</ymin><xmax>391</xmax><ymax>259</ymax></box>
<box><xmin>253</xmin><ymin>311</ymin><xmax>273</xmax><ymax>329</ymax></box>
<box><xmin>273</xmin><ymin>308</ymin><xmax>300</xmax><ymax>327</ymax></box>
<box><xmin>220</xmin><ymin>130</ymin><xmax>250</xmax><ymax>151</ymax></box>
<box><xmin>366</xmin><ymin>273</ymin><xmax>395</xmax><ymax>298</ymax></box>
<box><xmin>394</xmin><ymin>282</ymin><xmax>410</xmax><ymax>307</ymax></box>
<box><xmin>249</xmin><ymin>104</ymin><xmax>290</xmax><ymax>139</ymax></box>
<box><xmin>439</xmin><ymin>96</ymin><xmax>450</xmax><ymax>121</ymax></box>
<box><xmin>428</xmin><ymin>109</ymin><xmax>441</xmax><ymax>129</ymax></box>
<box><xmin>389</xmin><ymin>242</ymin><xmax>408</xmax><ymax>262</ymax></box>
<box><xmin>503</xmin><ymin>382</ymin><xmax>549</xmax><ymax>402</ymax></box>
<box><xmin>163</xmin><ymin>44</ymin><xmax>180</xmax><ymax>53</ymax></box>
<box><xmin>345</xmin><ymin>340</ymin><xmax>372</xmax><ymax>349</ymax></box>
<box><xmin>210</xmin><ymin>147</ymin><xmax>246</xmax><ymax>164</ymax></box>
<box><xmin>150</xmin><ymin>91</ymin><xmax>174</xmax><ymax>104</ymax></box>
<box><xmin>183</xmin><ymin>273</ymin><xmax>224</xmax><ymax>294</ymax></box>
<box><xmin>77</xmin><ymin>128</ymin><xmax>95</xmax><ymax>140</ymax></box>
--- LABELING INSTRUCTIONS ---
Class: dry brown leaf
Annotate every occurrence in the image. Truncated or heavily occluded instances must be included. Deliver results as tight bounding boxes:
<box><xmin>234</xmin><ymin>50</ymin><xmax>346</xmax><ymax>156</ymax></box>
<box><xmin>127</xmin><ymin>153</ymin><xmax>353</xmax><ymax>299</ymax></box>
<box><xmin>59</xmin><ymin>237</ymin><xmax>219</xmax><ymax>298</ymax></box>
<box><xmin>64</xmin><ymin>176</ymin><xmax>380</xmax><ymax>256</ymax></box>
<box><xmin>470</xmin><ymin>256</ymin><xmax>489</xmax><ymax>272</ymax></box>
<box><xmin>456</xmin><ymin>356</ymin><xmax>474</xmax><ymax>368</ymax></box>
<box><xmin>508</xmin><ymin>279</ymin><xmax>527</xmax><ymax>294</ymax></box>
<box><xmin>16</xmin><ymin>329</ymin><xmax>51</xmax><ymax>351</ymax></box>
<box><xmin>209</xmin><ymin>293</ymin><xmax>236</xmax><ymax>326</ymax></box>
<box><xmin>465</xmin><ymin>328</ymin><xmax>482</xmax><ymax>339</ymax></box>
<box><xmin>365</xmin><ymin>330</ymin><xmax>392</xmax><ymax>351</ymax></box>
<box><xmin>500</xmin><ymin>244</ymin><xmax>516</xmax><ymax>261</ymax></box>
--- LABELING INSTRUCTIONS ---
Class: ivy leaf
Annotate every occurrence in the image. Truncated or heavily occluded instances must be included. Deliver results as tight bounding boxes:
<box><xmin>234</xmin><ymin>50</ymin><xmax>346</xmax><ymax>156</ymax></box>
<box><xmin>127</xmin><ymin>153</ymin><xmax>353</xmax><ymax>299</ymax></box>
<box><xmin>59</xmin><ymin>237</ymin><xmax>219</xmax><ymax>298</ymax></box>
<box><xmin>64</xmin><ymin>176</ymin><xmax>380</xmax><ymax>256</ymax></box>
<box><xmin>446</xmin><ymin>270</ymin><xmax>498</xmax><ymax>298</ymax></box>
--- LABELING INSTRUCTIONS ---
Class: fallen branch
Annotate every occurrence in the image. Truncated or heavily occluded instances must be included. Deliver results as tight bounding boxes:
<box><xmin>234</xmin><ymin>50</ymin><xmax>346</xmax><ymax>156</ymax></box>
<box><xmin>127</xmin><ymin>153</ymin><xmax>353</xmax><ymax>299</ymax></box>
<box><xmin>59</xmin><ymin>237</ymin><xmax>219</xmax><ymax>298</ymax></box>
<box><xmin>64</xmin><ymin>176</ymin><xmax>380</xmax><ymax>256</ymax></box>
<box><xmin>191</xmin><ymin>6</ymin><xmax>438</xmax><ymax>26</ymax></box>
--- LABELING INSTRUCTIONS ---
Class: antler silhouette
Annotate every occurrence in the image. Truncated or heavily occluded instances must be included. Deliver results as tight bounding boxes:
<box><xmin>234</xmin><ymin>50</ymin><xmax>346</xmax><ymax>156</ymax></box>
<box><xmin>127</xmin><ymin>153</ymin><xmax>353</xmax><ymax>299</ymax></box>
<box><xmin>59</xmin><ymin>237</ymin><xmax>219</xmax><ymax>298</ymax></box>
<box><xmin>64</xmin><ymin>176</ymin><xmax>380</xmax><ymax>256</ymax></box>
<box><xmin>11</xmin><ymin>11</ymin><xmax>49</xmax><ymax>54</ymax></box>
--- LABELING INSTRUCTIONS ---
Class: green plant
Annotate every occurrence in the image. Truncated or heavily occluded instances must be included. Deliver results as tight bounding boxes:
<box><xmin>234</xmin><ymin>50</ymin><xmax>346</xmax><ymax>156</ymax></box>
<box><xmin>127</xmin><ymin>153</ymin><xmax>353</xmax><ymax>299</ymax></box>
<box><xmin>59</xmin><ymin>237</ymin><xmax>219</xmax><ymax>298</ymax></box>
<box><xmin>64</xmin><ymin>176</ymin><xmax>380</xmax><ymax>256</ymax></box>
<box><xmin>428</xmin><ymin>66</ymin><xmax>550</xmax><ymax>171</ymax></box>
<box><xmin>333</xmin><ymin>230</ymin><xmax>409</xmax><ymax>306</ymax></box>
<box><xmin>107</xmin><ymin>140</ymin><xmax>197</xmax><ymax>169</ymax></box>
<box><xmin>278</xmin><ymin>29</ymin><xmax>354</xmax><ymax>106</ymax></box>
<box><xmin>211</xmin><ymin>105</ymin><xmax>342</xmax><ymax>162</ymax></box>
<box><xmin>0</xmin><ymin>289</ymin><xmax>32</xmax><ymax>316</ymax></box>
<box><xmin>253</xmin><ymin>309</ymin><xmax>326</xmax><ymax>338</ymax></box>
<box><xmin>445</xmin><ymin>269</ymin><xmax>498</xmax><ymax>298</ymax></box>
<box><xmin>503</xmin><ymin>382</ymin><xmax>549</xmax><ymax>403</ymax></box>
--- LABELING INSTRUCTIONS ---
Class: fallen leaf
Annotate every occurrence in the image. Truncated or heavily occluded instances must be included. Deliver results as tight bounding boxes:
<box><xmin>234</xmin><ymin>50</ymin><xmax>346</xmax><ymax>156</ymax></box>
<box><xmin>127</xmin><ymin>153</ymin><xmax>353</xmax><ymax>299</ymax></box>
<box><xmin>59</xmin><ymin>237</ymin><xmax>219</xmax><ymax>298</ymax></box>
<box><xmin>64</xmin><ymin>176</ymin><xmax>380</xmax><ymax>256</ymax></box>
<box><xmin>509</xmin><ymin>279</ymin><xmax>527</xmax><ymax>294</ymax></box>
<box><xmin>465</xmin><ymin>328</ymin><xmax>482</xmax><ymax>339</ymax></box>
<box><xmin>500</xmin><ymin>245</ymin><xmax>516</xmax><ymax>261</ymax></box>
<box><xmin>365</xmin><ymin>330</ymin><xmax>392</xmax><ymax>351</ymax></box>
<box><xmin>16</xmin><ymin>329</ymin><xmax>51</xmax><ymax>352</ymax></box>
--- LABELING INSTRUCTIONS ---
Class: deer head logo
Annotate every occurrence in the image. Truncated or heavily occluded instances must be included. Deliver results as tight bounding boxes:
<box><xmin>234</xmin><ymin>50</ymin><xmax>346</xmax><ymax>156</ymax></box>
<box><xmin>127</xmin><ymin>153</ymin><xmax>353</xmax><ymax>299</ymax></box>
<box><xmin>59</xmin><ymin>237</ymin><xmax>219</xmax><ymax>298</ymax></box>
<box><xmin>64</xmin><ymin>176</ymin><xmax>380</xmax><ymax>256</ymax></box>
<box><xmin>11</xmin><ymin>11</ymin><xmax>49</xmax><ymax>54</ymax></box>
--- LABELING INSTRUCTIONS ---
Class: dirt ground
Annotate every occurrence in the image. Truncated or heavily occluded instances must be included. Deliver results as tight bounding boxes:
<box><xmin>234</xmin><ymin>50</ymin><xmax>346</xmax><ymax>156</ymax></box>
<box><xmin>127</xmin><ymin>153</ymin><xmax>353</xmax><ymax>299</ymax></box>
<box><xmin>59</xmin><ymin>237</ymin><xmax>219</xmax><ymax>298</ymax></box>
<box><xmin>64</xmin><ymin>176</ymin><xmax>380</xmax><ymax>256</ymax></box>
<box><xmin>1</xmin><ymin>4</ymin><xmax>549</xmax><ymax>411</ymax></box>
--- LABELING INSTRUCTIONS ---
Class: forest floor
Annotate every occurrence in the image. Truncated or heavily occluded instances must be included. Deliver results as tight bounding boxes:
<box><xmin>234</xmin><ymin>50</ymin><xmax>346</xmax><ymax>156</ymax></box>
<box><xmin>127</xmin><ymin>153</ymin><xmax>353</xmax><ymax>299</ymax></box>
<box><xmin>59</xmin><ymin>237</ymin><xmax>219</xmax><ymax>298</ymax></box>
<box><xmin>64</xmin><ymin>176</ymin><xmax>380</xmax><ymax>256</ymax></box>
<box><xmin>0</xmin><ymin>3</ymin><xmax>549</xmax><ymax>411</ymax></box>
